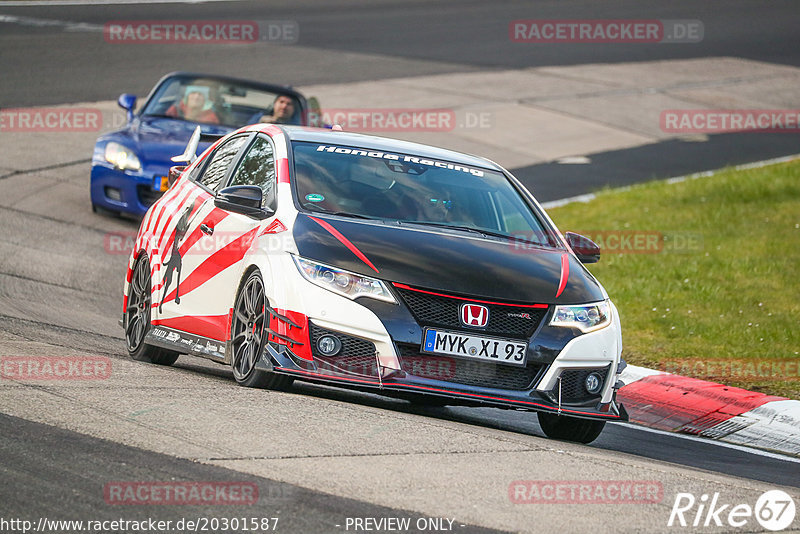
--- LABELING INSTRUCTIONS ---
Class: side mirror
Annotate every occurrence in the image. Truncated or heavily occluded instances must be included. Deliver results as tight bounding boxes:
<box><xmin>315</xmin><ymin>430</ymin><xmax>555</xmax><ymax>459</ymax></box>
<box><xmin>215</xmin><ymin>185</ymin><xmax>270</xmax><ymax>219</ymax></box>
<box><xmin>566</xmin><ymin>232</ymin><xmax>600</xmax><ymax>264</ymax></box>
<box><xmin>117</xmin><ymin>93</ymin><xmax>137</xmax><ymax>123</ymax></box>
<box><xmin>168</xmin><ymin>165</ymin><xmax>187</xmax><ymax>188</ymax></box>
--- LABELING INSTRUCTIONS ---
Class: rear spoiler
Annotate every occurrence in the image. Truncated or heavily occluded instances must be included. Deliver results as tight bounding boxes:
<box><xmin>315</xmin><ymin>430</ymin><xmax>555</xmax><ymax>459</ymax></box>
<box><xmin>171</xmin><ymin>126</ymin><xmax>202</xmax><ymax>165</ymax></box>
<box><xmin>170</xmin><ymin>127</ymin><xmax>224</xmax><ymax>165</ymax></box>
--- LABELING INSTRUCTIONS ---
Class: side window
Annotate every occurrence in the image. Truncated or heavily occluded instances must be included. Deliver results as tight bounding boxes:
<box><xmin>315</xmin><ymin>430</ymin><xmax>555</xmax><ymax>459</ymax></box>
<box><xmin>195</xmin><ymin>136</ymin><xmax>248</xmax><ymax>192</ymax></box>
<box><xmin>229</xmin><ymin>136</ymin><xmax>277</xmax><ymax>210</ymax></box>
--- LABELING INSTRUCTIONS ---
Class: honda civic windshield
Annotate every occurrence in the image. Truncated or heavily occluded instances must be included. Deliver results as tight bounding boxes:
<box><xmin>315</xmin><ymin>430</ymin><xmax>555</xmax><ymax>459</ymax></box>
<box><xmin>292</xmin><ymin>141</ymin><xmax>558</xmax><ymax>247</ymax></box>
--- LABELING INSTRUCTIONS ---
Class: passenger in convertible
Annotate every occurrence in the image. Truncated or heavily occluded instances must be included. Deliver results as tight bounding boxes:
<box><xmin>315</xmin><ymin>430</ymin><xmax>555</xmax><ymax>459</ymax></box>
<box><xmin>165</xmin><ymin>85</ymin><xmax>220</xmax><ymax>124</ymax></box>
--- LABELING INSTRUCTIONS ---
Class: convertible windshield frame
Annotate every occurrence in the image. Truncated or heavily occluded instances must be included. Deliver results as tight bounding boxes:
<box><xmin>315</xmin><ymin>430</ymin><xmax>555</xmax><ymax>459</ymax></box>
<box><xmin>290</xmin><ymin>141</ymin><xmax>562</xmax><ymax>249</ymax></box>
<box><xmin>137</xmin><ymin>73</ymin><xmax>307</xmax><ymax>128</ymax></box>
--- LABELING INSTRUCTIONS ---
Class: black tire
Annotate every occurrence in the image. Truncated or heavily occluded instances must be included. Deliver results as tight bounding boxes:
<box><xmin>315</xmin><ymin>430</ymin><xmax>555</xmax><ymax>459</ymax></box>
<box><xmin>230</xmin><ymin>270</ymin><xmax>292</xmax><ymax>390</ymax></box>
<box><xmin>125</xmin><ymin>254</ymin><xmax>180</xmax><ymax>366</ymax></box>
<box><xmin>537</xmin><ymin>412</ymin><xmax>606</xmax><ymax>444</ymax></box>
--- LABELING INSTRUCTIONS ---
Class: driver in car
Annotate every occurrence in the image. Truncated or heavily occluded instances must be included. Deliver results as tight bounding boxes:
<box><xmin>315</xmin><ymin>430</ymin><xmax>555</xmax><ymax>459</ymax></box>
<box><xmin>257</xmin><ymin>94</ymin><xmax>297</xmax><ymax>124</ymax></box>
<box><xmin>165</xmin><ymin>85</ymin><xmax>220</xmax><ymax>124</ymax></box>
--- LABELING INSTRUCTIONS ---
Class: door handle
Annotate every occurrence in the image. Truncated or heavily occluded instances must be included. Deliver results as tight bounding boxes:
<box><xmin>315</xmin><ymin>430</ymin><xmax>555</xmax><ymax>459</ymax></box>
<box><xmin>200</xmin><ymin>223</ymin><xmax>214</xmax><ymax>236</ymax></box>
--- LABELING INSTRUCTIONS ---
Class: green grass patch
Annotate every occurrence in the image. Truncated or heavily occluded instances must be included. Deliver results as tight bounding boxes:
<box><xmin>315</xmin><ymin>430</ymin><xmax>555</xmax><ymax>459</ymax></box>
<box><xmin>547</xmin><ymin>160</ymin><xmax>800</xmax><ymax>399</ymax></box>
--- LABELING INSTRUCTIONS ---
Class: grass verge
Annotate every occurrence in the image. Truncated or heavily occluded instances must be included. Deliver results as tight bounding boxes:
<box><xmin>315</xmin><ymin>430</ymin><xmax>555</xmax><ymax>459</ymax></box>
<box><xmin>547</xmin><ymin>160</ymin><xmax>800</xmax><ymax>399</ymax></box>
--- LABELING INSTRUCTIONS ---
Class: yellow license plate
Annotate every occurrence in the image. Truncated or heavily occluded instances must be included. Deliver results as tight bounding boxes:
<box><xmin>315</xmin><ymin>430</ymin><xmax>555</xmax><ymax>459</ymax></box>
<box><xmin>153</xmin><ymin>176</ymin><xmax>169</xmax><ymax>192</ymax></box>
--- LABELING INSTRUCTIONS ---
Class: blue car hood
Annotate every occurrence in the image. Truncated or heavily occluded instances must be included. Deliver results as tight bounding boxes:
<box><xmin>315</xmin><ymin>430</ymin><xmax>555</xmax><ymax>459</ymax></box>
<box><xmin>109</xmin><ymin>116</ymin><xmax>234</xmax><ymax>170</ymax></box>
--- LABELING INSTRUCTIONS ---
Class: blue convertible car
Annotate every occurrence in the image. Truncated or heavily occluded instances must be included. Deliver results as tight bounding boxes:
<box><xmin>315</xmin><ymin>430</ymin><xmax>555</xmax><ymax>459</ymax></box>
<box><xmin>90</xmin><ymin>72</ymin><xmax>311</xmax><ymax>217</ymax></box>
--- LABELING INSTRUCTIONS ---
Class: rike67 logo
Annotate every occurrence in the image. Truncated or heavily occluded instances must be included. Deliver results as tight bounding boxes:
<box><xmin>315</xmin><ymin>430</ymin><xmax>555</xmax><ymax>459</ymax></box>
<box><xmin>668</xmin><ymin>490</ymin><xmax>796</xmax><ymax>531</ymax></box>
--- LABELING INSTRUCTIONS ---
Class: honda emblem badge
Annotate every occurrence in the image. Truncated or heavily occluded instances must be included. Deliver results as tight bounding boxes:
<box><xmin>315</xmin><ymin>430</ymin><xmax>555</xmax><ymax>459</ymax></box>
<box><xmin>460</xmin><ymin>304</ymin><xmax>489</xmax><ymax>327</ymax></box>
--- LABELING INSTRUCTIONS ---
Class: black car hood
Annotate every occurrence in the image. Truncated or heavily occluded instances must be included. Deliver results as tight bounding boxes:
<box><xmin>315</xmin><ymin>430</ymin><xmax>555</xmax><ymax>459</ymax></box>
<box><xmin>293</xmin><ymin>214</ymin><xmax>605</xmax><ymax>304</ymax></box>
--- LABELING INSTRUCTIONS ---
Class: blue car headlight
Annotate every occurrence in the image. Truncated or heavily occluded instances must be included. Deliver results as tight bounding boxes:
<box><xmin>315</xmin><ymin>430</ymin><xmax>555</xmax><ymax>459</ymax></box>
<box><xmin>550</xmin><ymin>300</ymin><xmax>612</xmax><ymax>333</ymax></box>
<box><xmin>292</xmin><ymin>256</ymin><xmax>396</xmax><ymax>304</ymax></box>
<box><xmin>105</xmin><ymin>142</ymin><xmax>142</xmax><ymax>172</ymax></box>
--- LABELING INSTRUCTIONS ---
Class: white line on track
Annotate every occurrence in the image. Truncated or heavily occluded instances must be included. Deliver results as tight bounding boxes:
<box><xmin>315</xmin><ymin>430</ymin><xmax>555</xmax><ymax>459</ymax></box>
<box><xmin>540</xmin><ymin>152</ymin><xmax>800</xmax><ymax>209</ymax></box>
<box><xmin>611</xmin><ymin>421</ymin><xmax>800</xmax><ymax>464</ymax></box>
<box><xmin>0</xmin><ymin>13</ymin><xmax>101</xmax><ymax>31</ymax></box>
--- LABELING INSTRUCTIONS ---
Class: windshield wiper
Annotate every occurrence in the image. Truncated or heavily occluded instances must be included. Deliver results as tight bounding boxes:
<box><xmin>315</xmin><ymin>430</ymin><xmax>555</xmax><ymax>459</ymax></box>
<box><xmin>328</xmin><ymin>211</ymin><xmax>378</xmax><ymax>220</ymax></box>
<box><xmin>403</xmin><ymin>221</ymin><xmax>505</xmax><ymax>238</ymax></box>
<box><xmin>302</xmin><ymin>205</ymin><xmax>378</xmax><ymax>220</ymax></box>
<box><xmin>403</xmin><ymin>221</ymin><xmax>552</xmax><ymax>246</ymax></box>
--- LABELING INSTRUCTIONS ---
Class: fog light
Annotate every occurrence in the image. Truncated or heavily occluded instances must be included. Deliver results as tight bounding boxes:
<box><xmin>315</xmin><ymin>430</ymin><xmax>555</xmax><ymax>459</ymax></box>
<box><xmin>317</xmin><ymin>335</ymin><xmax>342</xmax><ymax>356</ymax></box>
<box><xmin>104</xmin><ymin>187</ymin><xmax>122</xmax><ymax>202</ymax></box>
<box><xmin>585</xmin><ymin>372</ymin><xmax>603</xmax><ymax>395</ymax></box>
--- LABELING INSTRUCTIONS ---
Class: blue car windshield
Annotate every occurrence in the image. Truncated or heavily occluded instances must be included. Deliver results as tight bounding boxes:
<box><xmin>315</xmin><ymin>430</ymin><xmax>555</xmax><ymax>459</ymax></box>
<box><xmin>292</xmin><ymin>142</ymin><xmax>559</xmax><ymax>247</ymax></box>
<box><xmin>140</xmin><ymin>76</ymin><xmax>303</xmax><ymax>128</ymax></box>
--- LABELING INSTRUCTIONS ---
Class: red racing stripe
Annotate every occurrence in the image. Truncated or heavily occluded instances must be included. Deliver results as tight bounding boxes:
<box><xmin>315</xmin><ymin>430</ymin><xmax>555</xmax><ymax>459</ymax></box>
<box><xmin>158</xmin><ymin>192</ymin><xmax>208</xmax><ymax>262</ymax></box>
<box><xmin>162</xmin><ymin>227</ymin><xmax>259</xmax><ymax>303</ymax></box>
<box><xmin>261</xmin><ymin>124</ymin><xmax>282</xmax><ymax>136</ymax></box>
<box><xmin>555</xmin><ymin>252</ymin><xmax>569</xmax><ymax>298</ymax></box>
<box><xmin>260</xmin><ymin>219</ymin><xmax>287</xmax><ymax>235</ymax></box>
<box><xmin>393</xmin><ymin>283</ymin><xmax>548</xmax><ymax>308</ymax></box>
<box><xmin>152</xmin><ymin>314</ymin><xmax>229</xmax><ymax>341</ymax></box>
<box><xmin>178</xmin><ymin>208</ymin><xmax>229</xmax><ymax>257</ymax></box>
<box><xmin>268</xmin><ymin>309</ymin><xmax>312</xmax><ymax>360</ymax></box>
<box><xmin>155</xmin><ymin>184</ymin><xmax>196</xmax><ymax>254</ymax></box>
<box><xmin>617</xmin><ymin>373</ymin><xmax>787</xmax><ymax>434</ymax></box>
<box><xmin>308</xmin><ymin>216</ymin><xmax>380</xmax><ymax>273</ymax></box>
<box><xmin>277</xmin><ymin>157</ymin><xmax>290</xmax><ymax>184</ymax></box>
<box><xmin>148</xmin><ymin>203</ymin><xmax>168</xmax><ymax>243</ymax></box>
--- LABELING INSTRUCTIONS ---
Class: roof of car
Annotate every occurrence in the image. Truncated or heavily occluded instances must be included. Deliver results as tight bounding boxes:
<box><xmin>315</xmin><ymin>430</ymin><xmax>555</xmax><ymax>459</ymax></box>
<box><xmin>275</xmin><ymin>125</ymin><xmax>505</xmax><ymax>172</ymax></box>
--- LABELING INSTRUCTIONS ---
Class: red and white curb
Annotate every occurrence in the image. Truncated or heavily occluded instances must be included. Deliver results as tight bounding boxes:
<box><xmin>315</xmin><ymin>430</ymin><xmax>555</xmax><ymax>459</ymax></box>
<box><xmin>618</xmin><ymin>364</ymin><xmax>800</xmax><ymax>457</ymax></box>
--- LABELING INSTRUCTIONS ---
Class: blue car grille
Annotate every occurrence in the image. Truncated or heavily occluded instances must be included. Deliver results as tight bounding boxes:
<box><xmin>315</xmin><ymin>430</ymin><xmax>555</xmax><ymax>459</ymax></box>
<box><xmin>137</xmin><ymin>184</ymin><xmax>162</xmax><ymax>207</ymax></box>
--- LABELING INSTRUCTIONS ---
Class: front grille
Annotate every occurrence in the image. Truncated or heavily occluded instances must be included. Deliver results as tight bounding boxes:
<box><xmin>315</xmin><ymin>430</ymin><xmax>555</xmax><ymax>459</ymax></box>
<box><xmin>397</xmin><ymin>344</ymin><xmax>543</xmax><ymax>390</ymax></box>
<box><xmin>557</xmin><ymin>366</ymin><xmax>610</xmax><ymax>403</ymax></box>
<box><xmin>395</xmin><ymin>286</ymin><xmax>546</xmax><ymax>339</ymax></box>
<box><xmin>310</xmin><ymin>323</ymin><xmax>378</xmax><ymax>377</ymax></box>
<box><xmin>137</xmin><ymin>184</ymin><xmax>162</xmax><ymax>207</ymax></box>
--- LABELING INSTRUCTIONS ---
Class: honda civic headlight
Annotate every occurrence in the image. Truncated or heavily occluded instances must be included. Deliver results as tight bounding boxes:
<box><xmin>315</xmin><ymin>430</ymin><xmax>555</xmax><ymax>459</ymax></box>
<box><xmin>105</xmin><ymin>142</ymin><xmax>142</xmax><ymax>171</ymax></box>
<box><xmin>550</xmin><ymin>300</ymin><xmax>611</xmax><ymax>333</ymax></box>
<box><xmin>292</xmin><ymin>256</ymin><xmax>396</xmax><ymax>304</ymax></box>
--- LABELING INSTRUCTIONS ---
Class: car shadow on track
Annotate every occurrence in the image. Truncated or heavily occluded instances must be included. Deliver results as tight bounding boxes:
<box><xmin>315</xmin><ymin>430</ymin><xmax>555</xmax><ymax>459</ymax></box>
<box><xmin>170</xmin><ymin>356</ymin><xmax>550</xmax><ymax>439</ymax></box>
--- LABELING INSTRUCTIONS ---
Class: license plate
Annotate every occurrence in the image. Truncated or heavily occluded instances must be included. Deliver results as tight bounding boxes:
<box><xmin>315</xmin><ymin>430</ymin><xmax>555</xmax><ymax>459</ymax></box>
<box><xmin>421</xmin><ymin>328</ymin><xmax>527</xmax><ymax>366</ymax></box>
<box><xmin>153</xmin><ymin>176</ymin><xmax>169</xmax><ymax>192</ymax></box>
